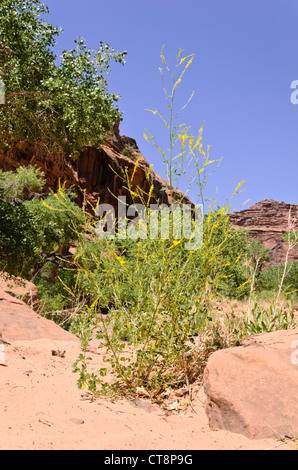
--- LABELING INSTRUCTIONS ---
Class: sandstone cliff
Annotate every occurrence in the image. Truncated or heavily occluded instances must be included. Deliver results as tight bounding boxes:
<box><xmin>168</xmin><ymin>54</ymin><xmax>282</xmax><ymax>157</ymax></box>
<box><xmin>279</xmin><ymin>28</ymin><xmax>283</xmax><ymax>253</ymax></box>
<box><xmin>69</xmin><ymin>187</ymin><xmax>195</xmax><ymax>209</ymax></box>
<box><xmin>0</xmin><ymin>124</ymin><xmax>192</xmax><ymax>214</ymax></box>
<box><xmin>229</xmin><ymin>199</ymin><xmax>298</xmax><ymax>265</ymax></box>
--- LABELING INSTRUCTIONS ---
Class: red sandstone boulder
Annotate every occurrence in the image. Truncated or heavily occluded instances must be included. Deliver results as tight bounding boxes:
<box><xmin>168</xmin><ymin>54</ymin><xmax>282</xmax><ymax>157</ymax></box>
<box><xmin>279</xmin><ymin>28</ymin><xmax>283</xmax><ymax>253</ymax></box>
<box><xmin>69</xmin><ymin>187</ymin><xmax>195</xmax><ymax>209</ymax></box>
<box><xmin>0</xmin><ymin>273</ymin><xmax>40</xmax><ymax>308</ymax></box>
<box><xmin>203</xmin><ymin>329</ymin><xmax>298</xmax><ymax>439</ymax></box>
<box><xmin>0</xmin><ymin>289</ymin><xmax>78</xmax><ymax>343</ymax></box>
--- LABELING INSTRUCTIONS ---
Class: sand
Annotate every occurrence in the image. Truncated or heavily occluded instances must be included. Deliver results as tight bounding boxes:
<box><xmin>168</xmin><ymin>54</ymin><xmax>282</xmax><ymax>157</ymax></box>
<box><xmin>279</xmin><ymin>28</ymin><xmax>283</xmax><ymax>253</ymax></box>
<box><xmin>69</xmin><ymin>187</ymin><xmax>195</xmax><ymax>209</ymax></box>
<box><xmin>0</xmin><ymin>337</ymin><xmax>293</xmax><ymax>451</ymax></box>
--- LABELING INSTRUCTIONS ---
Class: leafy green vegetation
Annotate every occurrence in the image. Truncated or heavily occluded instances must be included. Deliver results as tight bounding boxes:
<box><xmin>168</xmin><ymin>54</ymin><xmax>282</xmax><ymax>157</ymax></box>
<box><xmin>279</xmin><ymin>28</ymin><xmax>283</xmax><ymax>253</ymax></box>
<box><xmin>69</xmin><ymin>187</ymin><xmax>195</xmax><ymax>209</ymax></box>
<box><xmin>0</xmin><ymin>165</ymin><xmax>45</xmax><ymax>202</ymax></box>
<box><xmin>0</xmin><ymin>166</ymin><xmax>83</xmax><ymax>278</ymax></box>
<box><xmin>121</xmin><ymin>144</ymin><xmax>138</xmax><ymax>160</ymax></box>
<box><xmin>258</xmin><ymin>261</ymin><xmax>298</xmax><ymax>298</ymax></box>
<box><xmin>242</xmin><ymin>300</ymin><xmax>297</xmax><ymax>335</ymax></box>
<box><xmin>68</xmin><ymin>48</ymin><xmax>263</xmax><ymax>399</ymax></box>
<box><xmin>0</xmin><ymin>0</ymin><xmax>125</xmax><ymax>157</ymax></box>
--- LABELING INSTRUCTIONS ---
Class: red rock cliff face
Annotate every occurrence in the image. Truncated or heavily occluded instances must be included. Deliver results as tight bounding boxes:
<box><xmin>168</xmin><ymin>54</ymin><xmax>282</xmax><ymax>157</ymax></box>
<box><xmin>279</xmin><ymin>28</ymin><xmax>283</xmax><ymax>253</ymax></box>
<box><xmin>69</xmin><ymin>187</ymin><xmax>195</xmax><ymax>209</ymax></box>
<box><xmin>1</xmin><ymin>129</ymin><xmax>296</xmax><ymax>267</ymax></box>
<box><xmin>0</xmin><ymin>140</ymin><xmax>80</xmax><ymax>197</ymax></box>
<box><xmin>0</xmin><ymin>125</ymin><xmax>192</xmax><ymax>212</ymax></box>
<box><xmin>229</xmin><ymin>200</ymin><xmax>298</xmax><ymax>265</ymax></box>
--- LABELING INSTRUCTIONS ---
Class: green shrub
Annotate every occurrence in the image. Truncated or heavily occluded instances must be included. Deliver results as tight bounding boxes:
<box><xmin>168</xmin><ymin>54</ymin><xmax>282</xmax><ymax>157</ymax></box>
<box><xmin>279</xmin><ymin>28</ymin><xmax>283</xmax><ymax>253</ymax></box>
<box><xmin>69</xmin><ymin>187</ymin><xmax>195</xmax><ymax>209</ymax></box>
<box><xmin>0</xmin><ymin>166</ymin><xmax>84</xmax><ymax>278</ymax></box>
<box><xmin>206</xmin><ymin>213</ymin><xmax>251</xmax><ymax>298</ymax></box>
<box><xmin>242</xmin><ymin>300</ymin><xmax>297</xmax><ymax>335</ymax></box>
<box><xmin>0</xmin><ymin>166</ymin><xmax>45</xmax><ymax>202</ymax></box>
<box><xmin>258</xmin><ymin>260</ymin><xmax>298</xmax><ymax>297</ymax></box>
<box><xmin>26</xmin><ymin>185</ymin><xmax>84</xmax><ymax>251</ymax></box>
<box><xmin>121</xmin><ymin>145</ymin><xmax>137</xmax><ymax>160</ymax></box>
<box><xmin>70</xmin><ymin>48</ymin><xmax>251</xmax><ymax>399</ymax></box>
<box><xmin>0</xmin><ymin>198</ymin><xmax>43</xmax><ymax>277</ymax></box>
<box><xmin>34</xmin><ymin>261</ymin><xmax>79</xmax><ymax>327</ymax></box>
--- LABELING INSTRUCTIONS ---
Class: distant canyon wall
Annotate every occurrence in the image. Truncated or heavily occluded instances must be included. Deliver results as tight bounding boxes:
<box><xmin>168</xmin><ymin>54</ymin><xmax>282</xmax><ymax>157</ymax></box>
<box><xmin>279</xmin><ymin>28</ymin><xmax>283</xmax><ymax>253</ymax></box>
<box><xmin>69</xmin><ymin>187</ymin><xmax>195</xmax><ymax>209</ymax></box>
<box><xmin>229</xmin><ymin>199</ymin><xmax>298</xmax><ymax>265</ymax></box>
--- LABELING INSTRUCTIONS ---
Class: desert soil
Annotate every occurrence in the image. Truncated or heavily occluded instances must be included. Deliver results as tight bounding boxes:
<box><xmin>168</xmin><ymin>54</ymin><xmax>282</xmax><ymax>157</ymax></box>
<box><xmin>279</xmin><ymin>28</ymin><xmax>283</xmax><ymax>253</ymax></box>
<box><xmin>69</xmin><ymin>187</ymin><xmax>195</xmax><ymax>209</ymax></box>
<box><xmin>0</xmin><ymin>337</ymin><xmax>293</xmax><ymax>451</ymax></box>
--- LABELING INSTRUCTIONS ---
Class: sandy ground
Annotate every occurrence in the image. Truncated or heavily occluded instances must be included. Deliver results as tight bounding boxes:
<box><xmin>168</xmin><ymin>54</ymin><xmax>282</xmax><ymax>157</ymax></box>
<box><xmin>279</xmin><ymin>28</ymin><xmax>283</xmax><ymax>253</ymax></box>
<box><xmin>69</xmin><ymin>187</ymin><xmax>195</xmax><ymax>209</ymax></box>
<box><xmin>0</xmin><ymin>337</ymin><xmax>293</xmax><ymax>451</ymax></box>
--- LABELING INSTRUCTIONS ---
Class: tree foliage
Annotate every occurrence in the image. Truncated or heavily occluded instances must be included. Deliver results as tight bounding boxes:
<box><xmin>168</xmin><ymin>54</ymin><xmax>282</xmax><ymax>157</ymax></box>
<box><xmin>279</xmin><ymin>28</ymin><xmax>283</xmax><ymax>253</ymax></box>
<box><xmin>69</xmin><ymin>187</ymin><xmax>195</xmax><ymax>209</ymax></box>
<box><xmin>0</xmin><ymin>166</ymin><xmax>84</xmax><ymax>277</ymax></box>
<box><xmin>0</xmin><ymin>166</ymin><xmax>45</xmax><ymax>202</ymax></box>
<box><xmin>0</xmin><ymin>0</ymin><xmax>126</xmax><ymax>156</ymax></box>
<box><xmin>258</xmin><ymin>260</ymin><xmax>298</xmax><ymax>296</ymax></box>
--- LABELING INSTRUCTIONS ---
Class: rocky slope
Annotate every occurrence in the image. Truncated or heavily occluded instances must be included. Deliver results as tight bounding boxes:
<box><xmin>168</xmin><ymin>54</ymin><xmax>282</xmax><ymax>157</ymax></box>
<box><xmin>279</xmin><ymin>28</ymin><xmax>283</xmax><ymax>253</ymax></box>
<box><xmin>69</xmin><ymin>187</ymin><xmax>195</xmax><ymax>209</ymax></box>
<box><xmin>229</xmin><ymin>200</ymin><xmax>298</xmax><ymax>265</ymax></box>
<box><xmin>0</xmin><ymin>124</ymin><xmax>192</xmax><ymax>214</ymax></box>
<box><xmin>0</xmin><ymin>129</ymin><xmax>296</xmax><ymax>265</ymax></box>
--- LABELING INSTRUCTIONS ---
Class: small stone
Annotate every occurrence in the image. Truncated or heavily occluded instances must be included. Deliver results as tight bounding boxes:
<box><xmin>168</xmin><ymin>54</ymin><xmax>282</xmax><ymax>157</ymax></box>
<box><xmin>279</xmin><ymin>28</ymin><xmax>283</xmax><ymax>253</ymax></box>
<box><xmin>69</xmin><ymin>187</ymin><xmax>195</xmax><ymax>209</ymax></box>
<box><xmin>38</xmin><ymin>419</ymin><xmax>51</xmax><ymax>427</ymax></box>
<box><xmin>69</xmin><ymin>418</ymin><xmax>84</xmax><ymax>425</ymax></box>
<box><xmin>51</xmin><ymin>350</ymin><xmax>66</xmax><ymax>358</ymax></box>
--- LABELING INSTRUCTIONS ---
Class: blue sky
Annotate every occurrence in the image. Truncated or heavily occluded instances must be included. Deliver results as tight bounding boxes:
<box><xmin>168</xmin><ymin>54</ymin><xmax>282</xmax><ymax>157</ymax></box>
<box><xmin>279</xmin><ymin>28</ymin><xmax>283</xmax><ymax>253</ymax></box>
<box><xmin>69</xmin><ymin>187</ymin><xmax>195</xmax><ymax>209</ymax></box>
<box><xmin>44</xmin><ymin>0</ymin><xmax>298</xmax><ymax>210</ymax></box>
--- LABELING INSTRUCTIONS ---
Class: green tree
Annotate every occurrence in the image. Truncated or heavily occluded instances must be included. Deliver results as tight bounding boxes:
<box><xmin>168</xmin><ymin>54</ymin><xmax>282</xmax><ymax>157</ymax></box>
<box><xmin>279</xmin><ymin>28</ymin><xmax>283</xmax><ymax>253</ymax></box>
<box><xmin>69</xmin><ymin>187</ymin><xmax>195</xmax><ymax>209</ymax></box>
<box><xmin>0</xmin><ymin>0</ymin><xmax>125</xmax><ymax>156</ymax></box>
<box><xmin>249</xmin><ymin>239</ymin><xmax>272</xmax><ymax>272</ymax></box>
